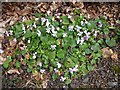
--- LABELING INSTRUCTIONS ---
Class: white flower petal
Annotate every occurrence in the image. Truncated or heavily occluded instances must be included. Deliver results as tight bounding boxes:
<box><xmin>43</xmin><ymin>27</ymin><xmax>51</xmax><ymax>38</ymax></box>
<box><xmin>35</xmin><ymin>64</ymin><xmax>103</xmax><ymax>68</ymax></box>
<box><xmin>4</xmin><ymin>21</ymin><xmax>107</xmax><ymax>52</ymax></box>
<box><xmin>60</xmin><ymin>76</ymin><xmax>66</xmax><ymax>82</ymax></box>
<box><xmin>63</xmin><ymin>33</ymin><xmax>67</xmax><ymax>37</ymax></box>
<box><xmin>40</xmin><ymin>69</ymin><xmax>45</xmax><ymax>73</ymax></box>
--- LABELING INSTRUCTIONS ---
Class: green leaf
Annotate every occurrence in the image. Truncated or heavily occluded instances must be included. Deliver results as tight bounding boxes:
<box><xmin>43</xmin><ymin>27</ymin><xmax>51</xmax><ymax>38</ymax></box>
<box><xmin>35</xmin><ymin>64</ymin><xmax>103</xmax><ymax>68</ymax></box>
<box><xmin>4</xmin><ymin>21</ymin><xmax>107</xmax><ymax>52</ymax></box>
<box><xmin>91</xmin><ymin>59</ymin><xmax>96</xmax><ymax>65</ymax></box>
<box><xmin>3</xmin><ymin>61</ymin><xmax>9</xmax><ymax>69</ymax></box>
<box><xmin>7</xmin><ymin>56</ymin><xmax>12</xmax><ymax>62</ymax></box>
<box><xmin>49</xmin><ymin>67</ymin><xmax>53</xmax><ymax>72</ymax></box>
<box><xmin>85</xmin><ymin>48</ymin><xmax>91</xmax><ymax>54</ymax></box>
<box><xmin>65</xmin><ymin>78</ymin><xmax>71</xmax><ymax>84</ymax></box>
<box><xmin>52</xmin><ymin>73</ymin><xmax>58</xmax><ymax>81</ymax></box>
<box><xmin>22</xmin><ymin>50</ymin><xmax>27</xmax><ymax>55</ymax></box>
<box><xmin>15</xmin><ymin>60</ymin><xmax>20</xmax><ymax>68</ymax></box>
<box><xmin>105</xmin><ymin>38</ymin><xmax>116</xmax><ymax>47</ymax></box>
<box><xmin>50</xmin><ymin>59</ymin><xmax>57</xmax><ymax>67</ymax></box>
<box><xmin>49</xmin><ymin>51</ymin><xmax>56</xmax><ymax>60</ymax></box>
<box><xmin>109</xmin><ymin>26</ymin><xmax>115</xmax><ymax>29</ymax></box>
<box><xmin>61</xmin><ymin>16</ymin><xmax>69</xmax><ymax>24</ymax></box>
<box><xmin>27</xmin><ymin>67</ymin><xmax>32</xmax><ymax>73</ymax></box>
<box><xmin>87</xmin><ymin>65</ymin><xmax>94</xmax><ymax>71</ymax></box>
<box><xmin>57</xmin><ymin>49</ymin><xmax>65</xmax><ymax>58</ymax></box>
<box><xmin>80</xmin><ymin>56</ymin><xmax>87</xmax><ymax>62</ymax></box>
<box><xmin>93</xmin><ymin>43</ymin><xmax>100</xmax><ymax>52</ymax></box>
<box><xmin>80</xmin><ymin>64</ymin><xmax>88</xmax><ymax>75</ymax></box>
<box><xmin>35</xmin><ymin>13</ymin><xmax>41</xmax><ymax>18</ymax></box>
<box><xmin>24</xmin><ymin>30</ymin><xmax>32</xmax><ymax>38</ymax></box>
<box><xmin>25</xmin><ymin>20</ymin><xmax>34</xmax><ymax>25</ymax></box>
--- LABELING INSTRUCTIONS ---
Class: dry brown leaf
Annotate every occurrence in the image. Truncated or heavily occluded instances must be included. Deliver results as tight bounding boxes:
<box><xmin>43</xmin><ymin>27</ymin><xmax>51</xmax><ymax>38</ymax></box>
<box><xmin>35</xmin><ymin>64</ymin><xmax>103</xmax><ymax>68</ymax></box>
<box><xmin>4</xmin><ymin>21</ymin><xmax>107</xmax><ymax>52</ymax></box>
<box><xmin>42</xmin><ymin>79</ymin><xmax>49</xmax><ymax>88</ymax></box>
<box><xmin>25</xmin><ymin>53</ymin><xmax>30</xmax><ymax>59</ymax></box>
<box><xmin>7</xmin><ymin>68</ymin><xmax>20</xmax><ymax>74</ymax></box>
<box><xmin>9</xmin><ymin>16</ymin><xmax>21</xmax><ymax>26</ymax></box>
<box><xmin>0</xmin><ymin>56</ymin><xmax>6</xmax><ymax>65</ymax></box>
<box><xmin>0</xmin><ymin>17</ymin><xmax>11</xmax><ymax>27</ymax></box>
<box><xmin>10</xmin><ymin>38</ymin><xmax>17</xmax><ymax>47</ymax></box>
<box><xmin>111</xmin><ymin>52</ymin><xmax>118</xmax><ymax>60</ymax></box>
<box><xmin>102</xmin><ymin>47</ymin><xmax>113</xmax><ymax>58</ymax></box>
<box><xmin>17</xmin><ymin>8</ymin><xmax>31</xmax><ymax>16</ymax></box>
<box><xmin>0</xmin><ymin>28</ymin><xmax>6</xmax><ymax>34</ymax></box>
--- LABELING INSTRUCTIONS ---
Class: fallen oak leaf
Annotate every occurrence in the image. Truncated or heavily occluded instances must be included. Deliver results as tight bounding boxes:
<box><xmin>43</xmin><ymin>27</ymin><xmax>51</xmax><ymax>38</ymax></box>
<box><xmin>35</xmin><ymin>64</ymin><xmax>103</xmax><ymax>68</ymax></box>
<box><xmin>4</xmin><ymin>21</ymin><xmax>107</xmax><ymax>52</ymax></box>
<box><xmin>0</xmin><ymin>55</ymin><xmax>6</xmax><ymax>65</ymax></box>
<box><xmin>7</xmin><ymin>68</ymin><xmax>20</xmax><ymax>74</ymax></box>
<box><xmin>10</xmin><ymin>38</ymin><xmax>17</xmax><ymax>47</ymax></box>
<box><xmin>25</xmin><ymin>53</ymin><xmax>30</xmax><ymax>59</ymax></box>
<box><xmin>102</xmin><ymin>47</ymin><xmax>113</xmax><ymax>58</ymax></box>
<box><xmin>111</xmin><ymin>52</ymin><xmax>118</xmax><ymax>61</ymax></box>
<box><xmin>0</xmin><ymin>17</ymin><xmax>12</xmax><ymax>27</ymax></box>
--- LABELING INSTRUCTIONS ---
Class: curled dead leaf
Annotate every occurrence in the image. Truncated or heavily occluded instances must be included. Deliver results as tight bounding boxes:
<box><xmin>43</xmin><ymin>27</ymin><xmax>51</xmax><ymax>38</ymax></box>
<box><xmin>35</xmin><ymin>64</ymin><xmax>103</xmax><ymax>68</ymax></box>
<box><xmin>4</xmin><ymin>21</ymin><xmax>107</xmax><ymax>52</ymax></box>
<box><xmin>0</xmin><ymin>28</ymin><xmax>6</xmax><ymax>34</ymax></box>
<box><xmin>10</xmin><ymin>38</ymin><xmax>17</xmax><ymax>47</ymax></box>
<box><xmin>42</xmin><ymin>79</ymin><xmax>49</xmax><ymax>88</ymax></box>
<box><xmin>102</xmin><ymin>47</ymin><xmax>113</xmax><ymax>58</ymax></box>
<box><xmin>7</xmin><ymin>68</ymin><xmax>20</xmax><ymax>74</ymax></box>
<box><xmin>0</xmin><ymin>17</ymin><xmax>11</xmax><ymax>27</ymax></box>
<box><xmin>25</xmin><ymin>53</ymin><xmax>30</xmax><ymax>59</ymax></box>
<box><xmin>0</xmin><ymin>55</ymin><xmax>6</xmax><ymax>65</ymax></box>
<box><xmin>17</xmin><ymin>8</ymin><xmax>31</xmax><ymax>16</ymax></box>
<box><xmin>111</xmin><ymin>52</ymin><xmax>118</xmax><ymax>61</ymax></box>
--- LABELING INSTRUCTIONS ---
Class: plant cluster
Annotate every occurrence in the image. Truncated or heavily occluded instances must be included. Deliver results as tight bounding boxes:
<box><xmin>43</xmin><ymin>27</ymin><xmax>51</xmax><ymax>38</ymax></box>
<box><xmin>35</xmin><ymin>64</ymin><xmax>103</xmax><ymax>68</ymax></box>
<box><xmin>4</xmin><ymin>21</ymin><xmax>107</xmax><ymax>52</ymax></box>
<box><xmin>3</xmin><ymin>11</ymin><xmax>117</xmax><ymax>84</ymax></box>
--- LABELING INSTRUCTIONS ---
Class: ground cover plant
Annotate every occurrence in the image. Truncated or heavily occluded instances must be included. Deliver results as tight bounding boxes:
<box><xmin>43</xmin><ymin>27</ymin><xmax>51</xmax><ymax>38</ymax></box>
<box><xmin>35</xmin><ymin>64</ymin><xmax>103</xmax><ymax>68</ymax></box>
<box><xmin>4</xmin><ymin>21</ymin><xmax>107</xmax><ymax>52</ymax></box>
<box><xmin>1</xmin><ymin>6</ymin><xmax>119</xmax><ymax>87</ymax></box>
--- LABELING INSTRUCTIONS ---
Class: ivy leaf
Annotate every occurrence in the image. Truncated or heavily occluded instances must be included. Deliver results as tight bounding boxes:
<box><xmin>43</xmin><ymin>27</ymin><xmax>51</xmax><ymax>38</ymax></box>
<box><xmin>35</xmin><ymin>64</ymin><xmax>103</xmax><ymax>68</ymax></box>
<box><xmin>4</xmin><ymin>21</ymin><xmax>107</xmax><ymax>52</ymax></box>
<box><xmin>105</xmin><ymin>38</ymin><xmax>116</xmax><ymax>47</ymax></box>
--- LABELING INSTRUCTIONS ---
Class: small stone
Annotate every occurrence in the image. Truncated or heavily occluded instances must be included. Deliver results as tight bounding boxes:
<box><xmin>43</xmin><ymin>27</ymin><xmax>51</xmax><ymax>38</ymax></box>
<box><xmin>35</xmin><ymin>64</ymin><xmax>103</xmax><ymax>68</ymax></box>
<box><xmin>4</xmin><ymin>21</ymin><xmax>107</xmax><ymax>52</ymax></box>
<box><xmin>83</xmin><ymin>77</ymin><xmax>89</xmax><ymax>83</ymax></box>
<box><xmin>108</xmin><ymin>82</ymin><xmax>118</xmax><ymax>87</ymax></box>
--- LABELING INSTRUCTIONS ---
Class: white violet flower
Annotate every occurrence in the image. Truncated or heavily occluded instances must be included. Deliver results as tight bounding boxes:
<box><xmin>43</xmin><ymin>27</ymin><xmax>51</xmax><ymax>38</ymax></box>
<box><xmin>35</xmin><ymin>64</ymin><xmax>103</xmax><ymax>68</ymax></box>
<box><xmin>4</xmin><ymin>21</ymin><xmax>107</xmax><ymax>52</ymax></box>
<box><xmin>46</xmin><ymin>19</ymin><xmax>50</xmax><ymax>27</ymax></box>
<box><xmin>68</xmin><ymin>25</ymin><xmax>74</xmax><ymax>31</ymax></box>
<box><xmin>51</xmin><ymin>45</ymin><xmax>56</xmax><ymax>50</ymax></box>
<box><xmin>37</xmin><ymin>30</ymin><xmax>41</xmax><ymax>37</ymax></box>
<box><xmin>54</xmin><ymin>68</ymin><xmax>59</xmax><ymax>73</ymax></box>
<box><xmin>46</xmin><ymin>27</ymin><xmax>51</xmax><ymax>33</ymax></box>
<box><xmin>60</xmin><ymin>76</ymin><xmax>66</xmax><ymax>82</ymax></box>
<box><xmin>68</xmin><ymin>14</ymin><xmax>72</xmax><ymax>18</ymax></box>
<box><xmin>69</xmin><ymin>65</ymin><xmax>78</xmax><ymax>74</ymax></box>
<box><xmin>22</xmin><ymin>24</ymin><xmax>25</xmax><ymax>31</ymax></box>
<box><xmin>28</xmin><ymin>39</ymin><xmax>30</xmax><ymax>43</ymax></box>
<box><xmin>33</xmin><ymin>53</ymin><xmax>37</xmax><ymax>59</ymax></box>
<box><xmin>40</xmin><ymin>69</ymin><xmax>45</xmax><ymax>73</ymax></box>
<box><xmin>22</xmin><ymin>17</ymin><xmax>26</xmax><ymax>22</ymax></box>
<box><xmin>57</xmin><ymin>62</ymin><xmax>61</xmax><ymax>68</ymax></box>
<box><xmin>9</xmin><ymin>30</ymin><xmax>13</xmax><ymax>35</ymax></box>
<box><xmin>41</xmin><ymin>17</ymin><xmax>46</xmax><ymax>25</ymax></box>
<box><xmin>63</xmin><ymin>33</ymin><xmax>67</xmax><ymax>37</ymax></box>
<box><xmin>33</xmin><ymin>22</ymin><xmax>36</xmax><ymax>28</ymax></box>
<box><xmin>56</xmin><ymin>27</ymin><xmax>60</xmax><ymax>31</ymax></box>
<box><xmin>47</xmin><ymin>10</ymin><xmax>51</xmax><ymax>15</ymax></box>
<box><xmin>52</xmin><ymin>31</ymin><xmax>57</xmax><ymax>37</ymax></box>
<box><xmin>81</xmin><ymin>21</ymin><xmax>84</xmax><ymax>26</ymax></box>
<box><xmin>37</xmin><ymin>62</ymin><xmax>42</xmax><ymax>67</ymax></box>
<box><xmin>0</xmin><ymin>49</ymin><xmax>4</xmax><ymax>54</ymax></box>
<box><xmin>76</xmin><ymin>25</ymin><xmax>82</xmax><ymax>32</ymax></box>
<box><xmin>77</xmin><ymin>32</ymin><xmax>83</xmax><ymax>36</ymax></box>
